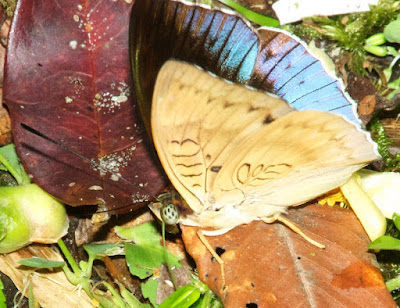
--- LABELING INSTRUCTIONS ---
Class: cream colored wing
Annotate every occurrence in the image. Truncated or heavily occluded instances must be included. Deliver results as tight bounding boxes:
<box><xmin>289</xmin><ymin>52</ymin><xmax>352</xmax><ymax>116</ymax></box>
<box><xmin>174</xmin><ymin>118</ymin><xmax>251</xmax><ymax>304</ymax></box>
<box><xmin>151</xmin><ymin>60</ymin><xmax>294</xmax><ymax>213</ymax></box>
<box><xmin>213</xmin><ymin>110</ymin><xmax>379</xmax><ymax>211</ymax></box>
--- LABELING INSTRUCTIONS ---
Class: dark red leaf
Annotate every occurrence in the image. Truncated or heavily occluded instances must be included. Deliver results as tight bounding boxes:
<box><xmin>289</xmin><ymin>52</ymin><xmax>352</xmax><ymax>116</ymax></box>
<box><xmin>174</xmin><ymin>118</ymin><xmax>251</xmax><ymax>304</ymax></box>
<box><xmin>4</xmin><ymin>0</ymin><xmax>167</xmax><ymax>213</ymax></box>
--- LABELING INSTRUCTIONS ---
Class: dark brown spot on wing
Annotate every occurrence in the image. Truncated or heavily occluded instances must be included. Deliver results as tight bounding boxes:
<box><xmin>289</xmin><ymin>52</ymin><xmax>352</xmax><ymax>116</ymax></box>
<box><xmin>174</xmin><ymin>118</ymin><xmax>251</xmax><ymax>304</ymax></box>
<box><xmin>177</xmin><ymin>163</ymin><xmax>203</xmax><ymax>168</ymax></box>
<box><xmin>263</xmin><ymin>115</ymin><xmax>275</xmax><ymax>124</ymax></box>
<box><xmin>248</xmin><ymin>105</ymin><xmax>261</xmax><ymax>112</ymax></box>
<box><xmin>224</xmin><ymin>101</ymin><xmax>234</xmax><ymax>108</ymax></box>
<box><xmin>211</xmin><ymin>166</ymin><xmax>222</xmax><ymax>172</ymax></box>
<box><xmin>181</xmin><ymin>173</ymin><xmax>203</xmax><ymax>177</ymax></box>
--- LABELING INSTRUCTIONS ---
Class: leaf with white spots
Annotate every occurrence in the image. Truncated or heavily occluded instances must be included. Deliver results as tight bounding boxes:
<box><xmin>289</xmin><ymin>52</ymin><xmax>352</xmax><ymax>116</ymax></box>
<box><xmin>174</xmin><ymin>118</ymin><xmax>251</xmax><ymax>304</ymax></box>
<box><xmin>4</xmin><ymin>0</ymin><xmax>167</xmax><ymax>213</ymax></box>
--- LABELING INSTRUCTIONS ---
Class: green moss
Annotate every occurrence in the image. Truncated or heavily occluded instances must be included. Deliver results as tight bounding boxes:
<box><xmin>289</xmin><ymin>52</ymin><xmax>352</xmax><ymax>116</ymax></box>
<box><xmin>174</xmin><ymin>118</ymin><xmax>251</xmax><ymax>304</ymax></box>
<box><xmin>284</xmin><ymin>22</ymin><xmax>323</xmax><ymax>40</ymax></box>
<box><xmin>287</xmin><ymin>0</ymin><xmax>400</xmax><ymax>75</ymax></box>
<box><xmin>370</xmin><ymin>117</ymin><xmax>400</xmax><ymax>171</ymax></box>
<box><xmin>0</xmin><ymin>0</ymin><xmax>16</xmax><ymax>17</ymax></box>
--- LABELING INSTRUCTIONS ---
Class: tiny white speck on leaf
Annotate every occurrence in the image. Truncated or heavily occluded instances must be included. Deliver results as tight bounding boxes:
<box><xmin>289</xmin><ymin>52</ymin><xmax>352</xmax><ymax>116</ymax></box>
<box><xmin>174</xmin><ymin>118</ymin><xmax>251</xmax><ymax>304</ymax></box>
<box><xmin>89</xmin><ymin>185</ymin><xmax>103</xmax><ymax>191</ymax></box>
<box><xmin>110</xmin><ymin>174</ymin><xmax>120</xmax><ymax>182</ymax></box>
<box><xmin>69</xmin><ymin>40</ymin><xmax>78</xmax><ymax>50</ymax></box>
<box><xmin>65</xmin><ymin>96</ymin><xmax>73</xmax><ymax>104</ymax></box>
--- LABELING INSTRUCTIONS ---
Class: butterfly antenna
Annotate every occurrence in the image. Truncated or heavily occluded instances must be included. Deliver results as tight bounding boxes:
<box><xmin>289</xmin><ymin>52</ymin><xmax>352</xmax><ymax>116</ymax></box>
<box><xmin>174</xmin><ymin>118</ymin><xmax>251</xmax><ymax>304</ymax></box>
<box><xmin>161</xmin><ymin>220</ymin><xmax>178</xmax><ymax>290</ymax></box>
<box><xmin>273</xmin><ymin>216</ymin><xmax>325</xmax><ymax>249</ymax></box>
<box><xmin>20</xmin><ymin>123</ymin><xmax>156</xmax><ymax>203</ymax></box>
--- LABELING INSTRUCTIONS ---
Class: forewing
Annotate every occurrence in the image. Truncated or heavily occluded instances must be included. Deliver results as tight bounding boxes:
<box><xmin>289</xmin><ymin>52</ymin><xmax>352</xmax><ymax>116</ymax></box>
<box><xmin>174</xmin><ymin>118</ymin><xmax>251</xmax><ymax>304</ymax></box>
<box><xmin>214</xmin><ymin>110</ymin><xmax>379</xmax><ymax>208</ymax></box>
<box><xmin>151</xmin><ymin>60</ymin><xmax>293</xmax><ymax>212</ymax></box>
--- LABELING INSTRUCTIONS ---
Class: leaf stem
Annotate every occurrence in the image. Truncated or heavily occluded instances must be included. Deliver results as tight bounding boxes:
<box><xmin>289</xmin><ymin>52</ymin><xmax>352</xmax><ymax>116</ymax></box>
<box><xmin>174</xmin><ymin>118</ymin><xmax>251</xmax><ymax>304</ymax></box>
<box><xmin>57</xmin><ymin>239</ymin><xmax>93</xmax><ymax>297</ymax></box>
<box><xmin>57</xmin><ymin>239</ymin><xmax>81</xmax><ymax>274</ymax></box>
<box><xmin>162</xmin><ymin>221</ymin><xmax>178</xmax><ymax>289</ymax></box>
<box><xmin>0</xmin><ymin>152</ymin><xmax>23</xmax><ymax>185</ymax></box>
<box><xmin>101</xmin><ymin>281</ymin><xmax>125</xmax><ymax>307</ymax></box>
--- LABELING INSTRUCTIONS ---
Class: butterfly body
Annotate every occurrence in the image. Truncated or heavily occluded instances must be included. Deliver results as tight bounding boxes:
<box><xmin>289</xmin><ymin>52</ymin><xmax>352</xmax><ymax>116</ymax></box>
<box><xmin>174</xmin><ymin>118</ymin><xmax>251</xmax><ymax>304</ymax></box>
<box><xmin>151</xmin><ymin>60</ymin><xmax>379</xmax><ymax>232</ymax></box>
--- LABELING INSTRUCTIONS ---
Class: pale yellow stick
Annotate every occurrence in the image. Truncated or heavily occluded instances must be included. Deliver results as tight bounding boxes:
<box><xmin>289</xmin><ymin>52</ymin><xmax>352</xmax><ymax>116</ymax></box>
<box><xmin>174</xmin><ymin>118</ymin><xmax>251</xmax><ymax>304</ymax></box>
<box><xmin>341</xmin><ymin>173</ymin><xmax>386</xmax><ymax>241</ymax></box>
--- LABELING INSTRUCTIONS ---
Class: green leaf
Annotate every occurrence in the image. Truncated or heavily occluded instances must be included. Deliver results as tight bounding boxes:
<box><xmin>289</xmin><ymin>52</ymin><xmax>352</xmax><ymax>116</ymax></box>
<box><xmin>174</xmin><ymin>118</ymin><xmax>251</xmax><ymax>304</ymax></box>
<box><xmin>158</xmin><ymin>285</ymin><xmax>201</xmax><ymax>308</ymax></box>
<box><xmin>0</xmin><ymin>145</ymin><xmax>19</xmax><ymax>171</ymax></box>
<box><xmin>18</xmin><ymin>257</ymin><xmax>65</xmax><ymax>268</ymax></box>
<box><xmin>384</xmin><ymin>15</ymin><xmax>400</xmax><ymax>43</ymax></box>
<box><xmin>393</xmin><ymin>213</ymin><xmax>400</xmax><ymax>231</ymax></box>
<box><xmin>118</xmin><ymin>222</ymin><xmax>181</xmax><ymax>279</ymax></box>
<box><xmin>141</xmin><ymin>277</ymin><xmax>159</xmax><ymax>307</ymax></box>
<box><xmin>125</xmin><ymin>242</ymin><xmax>181</xmax><ymax>279</ymax></box>
<box><xmin>368</xmin><ymin>235</ymin><xmax>400</xmax><ymax>250</ymax></box>
<box><xmin>115</xmin><ymin>222</ymin><xmax>161</xmax><ymax>245</ymax></box>
<box><xmin>120</xmin><ymin>285</ymin><xmax>142</xmax><ymax>308</ymax></box>
<box><xmin>0</xmin><ymin>144</ymin><xmax>30</xmax><ymax>185</ymax></box>
<box><xmin>93</xmin><ymin>291</ymin><xmax>123</xmax><ymax>308</ymax></box>
<box><xmin>83</xmin><ymin>242</ymin><xmax>125</xmax><ymax>260</ymax></box>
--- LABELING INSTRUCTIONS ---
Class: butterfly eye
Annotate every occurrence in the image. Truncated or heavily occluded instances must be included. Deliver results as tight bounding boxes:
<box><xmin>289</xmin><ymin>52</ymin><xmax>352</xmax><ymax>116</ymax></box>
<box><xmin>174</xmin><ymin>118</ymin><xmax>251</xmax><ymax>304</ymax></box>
<box><xmin>160</xmin><ymin>202</ymin><xmax>179</xmax><ymax>225</ymax></box>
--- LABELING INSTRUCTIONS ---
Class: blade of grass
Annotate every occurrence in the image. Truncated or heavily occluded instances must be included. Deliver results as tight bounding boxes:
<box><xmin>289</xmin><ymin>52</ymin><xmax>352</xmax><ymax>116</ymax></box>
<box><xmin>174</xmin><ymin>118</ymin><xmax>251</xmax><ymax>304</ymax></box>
<box><xmin>217</xmin><ymin>0</ymin><xmax>280</xmax><ymax>27</ymax></box>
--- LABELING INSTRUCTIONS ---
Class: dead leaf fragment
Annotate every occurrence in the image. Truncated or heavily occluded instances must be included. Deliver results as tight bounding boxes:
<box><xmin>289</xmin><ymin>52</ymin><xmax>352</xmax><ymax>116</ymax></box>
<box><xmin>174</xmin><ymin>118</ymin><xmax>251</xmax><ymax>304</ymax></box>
<box><xmin>346</xmin><ymin>73</ymin><xmax>400</xmax><ymax>124</ymax></box>
<box><xmin>0</xmin><ymin>244</ymin><xmax>92</xmax><ymax>308</ymax></box>
<box><xmin>182</xmin><ymin>203</ymin><xmax>395</xmax><ymax>308</ymax></box>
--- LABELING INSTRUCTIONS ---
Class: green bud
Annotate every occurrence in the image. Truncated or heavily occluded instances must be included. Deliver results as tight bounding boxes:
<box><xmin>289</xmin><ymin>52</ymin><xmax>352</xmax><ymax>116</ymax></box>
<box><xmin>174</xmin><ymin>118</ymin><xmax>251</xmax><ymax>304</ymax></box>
<box><xmin>364</xmin><ymin>45</ymin><xmax>388</xmax><ymax>57</ymax></box>
<box><xmin>0</xmin><ymin>184</ymin><xmax>68</xmax><ymax>253</ymax></box>
<box><xmin>365</xmin><ymin>33</ymin><xmax>386</xmax><ymax>46</ymax></box>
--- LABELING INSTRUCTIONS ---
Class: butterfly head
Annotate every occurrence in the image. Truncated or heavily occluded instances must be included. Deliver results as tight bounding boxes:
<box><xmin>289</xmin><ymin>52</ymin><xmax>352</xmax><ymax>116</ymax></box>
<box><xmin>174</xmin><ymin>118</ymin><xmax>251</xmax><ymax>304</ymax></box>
<box><xmin>160</xmin><ymin>202</ymin><xmax>179</xmax><ymax>225</ymax></box>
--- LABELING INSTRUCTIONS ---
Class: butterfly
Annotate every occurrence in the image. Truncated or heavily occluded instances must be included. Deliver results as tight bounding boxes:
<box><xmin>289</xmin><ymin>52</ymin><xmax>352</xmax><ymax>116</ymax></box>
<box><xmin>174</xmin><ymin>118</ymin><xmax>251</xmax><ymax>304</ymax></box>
<box><xmin>150</xmin><ymin>60</ymin><xmax>379</xmax><ymax>238</ymax></box>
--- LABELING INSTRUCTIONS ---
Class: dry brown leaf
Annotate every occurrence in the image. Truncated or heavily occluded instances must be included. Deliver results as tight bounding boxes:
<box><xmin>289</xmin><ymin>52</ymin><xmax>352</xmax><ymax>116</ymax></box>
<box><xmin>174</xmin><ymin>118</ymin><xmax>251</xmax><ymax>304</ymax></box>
<box><xmin>182</xmin><ymin>203</ymin><xmax>395</xmax><ymax>308</ymax></box>
<box><xmin>0</xmin><ymin>104</ymin><xmax>12</xmax><ymax>145</ymax></box>
<box><xmin>0</xmin><ymin>244</ymin><xmax>93</xmax><ymax>308</ymax></box>
<box><xmin>0</xmin><ymin>13</ymin><xmax>11</xmax><ymax>146</ymax></box>
<box><xmin>346</xmin><ymin>73</ymin><xmax>399</xmax><ymax>125</ymax></box>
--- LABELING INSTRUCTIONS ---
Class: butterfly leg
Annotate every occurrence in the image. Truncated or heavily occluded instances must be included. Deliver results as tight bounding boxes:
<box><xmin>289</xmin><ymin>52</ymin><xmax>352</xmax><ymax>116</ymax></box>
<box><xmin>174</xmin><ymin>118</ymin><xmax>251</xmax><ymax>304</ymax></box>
<box><xmin>196</xmin><ymin>229</ymin><xmax>226</xmax><ymax>290</ymax></box>
<box><xmin>262</xmin><ymin>216</ymin><xmax>326</xmax><ymax>249</ymax></box>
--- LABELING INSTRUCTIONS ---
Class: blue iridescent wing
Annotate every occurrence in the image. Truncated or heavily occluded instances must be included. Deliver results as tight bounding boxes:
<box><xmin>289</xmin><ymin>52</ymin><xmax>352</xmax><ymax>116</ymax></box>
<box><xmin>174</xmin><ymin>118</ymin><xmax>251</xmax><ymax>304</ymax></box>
<box><xmin>131</xmin><ymin>0</ymin><xmax>358</xmax><ymax>126</ymax></box>
<box><xmin>252</xmin><ymin>29</ymin><xmax>356</xmax><ymax>123</ymax></box>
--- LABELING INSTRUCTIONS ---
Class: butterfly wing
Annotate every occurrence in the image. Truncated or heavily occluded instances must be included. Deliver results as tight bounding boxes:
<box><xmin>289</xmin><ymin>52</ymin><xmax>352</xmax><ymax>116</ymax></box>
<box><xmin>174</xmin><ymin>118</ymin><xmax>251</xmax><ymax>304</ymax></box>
<box><xmin>152</xmin><ymin>60</ymin><xmax>379</xmax><ymax>229</ymax></box>
<box><xmin>151</xmin><ymin>60</ymin><xmax>293</xmax><ymax>213</ymax></box>
<box><xmin>213</xmin><ymin>110</ymin><xmax>379</xmax><ymax>210</ymax></box>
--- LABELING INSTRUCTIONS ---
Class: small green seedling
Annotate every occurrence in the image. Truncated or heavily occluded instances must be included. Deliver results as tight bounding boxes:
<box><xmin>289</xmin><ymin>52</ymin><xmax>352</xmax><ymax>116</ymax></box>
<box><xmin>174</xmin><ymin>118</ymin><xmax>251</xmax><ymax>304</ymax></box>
<box><xmin>369</xmin><ymin>212</ymin><xmax>400</xmax><ymax>292</ymax></box>
<box><xmin>18</xmin><ymin>239</ymin><xmax>147</xmax><ymax>307</ymax></box>
<box><xmin>159</xmin><ymin>275</ymin><xmax>222</xmax><ymax>308</ymax></box>
<box><xmin>364</xmin><ymin>14</ymin><xmax>400</xmax><ymax>99</ymax></box>
<box><xmin>116</xmin><ymin>221</ymin><xmax>182</xmax><ymax>306</ymax></box>
<box><xmin>0</xmin><ymin>142</ymin><xmax>216</xmax><ymax>307</ymax></box>
<box><xmin>115</xmin><ymin>222</ymin><xmax>181</xmax><ymax>280</ymax></box>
